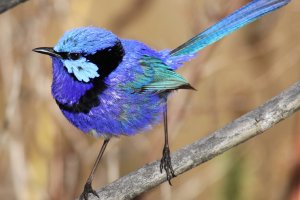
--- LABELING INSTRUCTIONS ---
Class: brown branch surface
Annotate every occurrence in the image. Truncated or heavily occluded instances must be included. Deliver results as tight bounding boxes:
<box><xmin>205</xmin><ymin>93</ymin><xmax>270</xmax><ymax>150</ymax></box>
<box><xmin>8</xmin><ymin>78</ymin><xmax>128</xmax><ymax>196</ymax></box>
<box><xmin>0</xmin><ymin>0</ymin><xmax>28</xmax><ymax>14</ymax></box>
<box><xmin>78</xmin><ymin>81</ymin><xmax>300</xmax><ymax>200</ymax></box>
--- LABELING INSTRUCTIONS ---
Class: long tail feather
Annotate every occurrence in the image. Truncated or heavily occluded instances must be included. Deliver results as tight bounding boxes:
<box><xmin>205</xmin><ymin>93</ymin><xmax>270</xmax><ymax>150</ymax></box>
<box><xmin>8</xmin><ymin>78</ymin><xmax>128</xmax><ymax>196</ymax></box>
<box><xmin>170</xmin><ymin>0</ymin><xmax>290</xmax><ymax>57</ymax></box>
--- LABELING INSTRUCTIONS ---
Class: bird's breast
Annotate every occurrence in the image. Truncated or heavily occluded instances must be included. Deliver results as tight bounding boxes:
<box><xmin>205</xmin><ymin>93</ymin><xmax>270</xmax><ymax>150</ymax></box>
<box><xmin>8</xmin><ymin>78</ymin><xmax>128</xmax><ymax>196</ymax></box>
<box><xmin>58</xmin><ymin>87</ymin><xmax>166</xmax><ymax>137</ymax></box>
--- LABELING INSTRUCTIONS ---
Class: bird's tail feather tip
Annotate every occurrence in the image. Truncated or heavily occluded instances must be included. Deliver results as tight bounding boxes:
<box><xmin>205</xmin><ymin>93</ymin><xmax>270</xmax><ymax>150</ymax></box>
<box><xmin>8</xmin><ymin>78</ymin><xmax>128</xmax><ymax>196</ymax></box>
<box><xmin>180</xmin><ymin>83</ymin><xmax>197</xmax><ymax>91</ymax></box>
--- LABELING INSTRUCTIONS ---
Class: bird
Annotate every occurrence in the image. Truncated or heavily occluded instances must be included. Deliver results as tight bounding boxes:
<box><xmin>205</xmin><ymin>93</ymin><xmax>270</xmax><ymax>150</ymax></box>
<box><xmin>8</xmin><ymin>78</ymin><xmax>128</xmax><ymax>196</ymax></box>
<box><xmin>33</xmin><ymin>0</ymin><xmax>290</xmax><ymax>199</ymax></box>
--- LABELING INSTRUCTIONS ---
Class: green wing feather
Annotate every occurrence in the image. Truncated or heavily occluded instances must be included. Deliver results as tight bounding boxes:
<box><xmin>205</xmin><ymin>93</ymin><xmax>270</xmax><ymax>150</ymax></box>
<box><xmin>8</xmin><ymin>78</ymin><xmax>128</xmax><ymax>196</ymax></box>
<box><xmin>127</xmin><ymin>55</ymin><xmax>194</xmax><ymax>93</ymax></box>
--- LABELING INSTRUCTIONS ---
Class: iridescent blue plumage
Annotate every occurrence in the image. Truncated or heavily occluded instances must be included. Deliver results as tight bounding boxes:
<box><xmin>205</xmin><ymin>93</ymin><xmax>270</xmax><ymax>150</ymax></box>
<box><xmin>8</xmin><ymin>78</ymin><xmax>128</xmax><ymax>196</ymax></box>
<box><xmin>33</xmin><ymin>0</ymin><xmax>290</xmax><ymax>199</ymax></box>
<box><xmin>170</xmin><ymin>0</ymin><xmax>290</xmax><ymax>58</ymax></box>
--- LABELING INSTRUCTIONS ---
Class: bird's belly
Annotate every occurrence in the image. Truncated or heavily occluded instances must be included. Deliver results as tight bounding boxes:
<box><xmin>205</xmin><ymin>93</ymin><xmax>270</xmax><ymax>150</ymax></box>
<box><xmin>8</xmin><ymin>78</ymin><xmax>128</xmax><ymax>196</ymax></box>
<box><xmin>60</xmin><ymin>92</ymin><xmax>166</xmax><ymax>137</ymax></box>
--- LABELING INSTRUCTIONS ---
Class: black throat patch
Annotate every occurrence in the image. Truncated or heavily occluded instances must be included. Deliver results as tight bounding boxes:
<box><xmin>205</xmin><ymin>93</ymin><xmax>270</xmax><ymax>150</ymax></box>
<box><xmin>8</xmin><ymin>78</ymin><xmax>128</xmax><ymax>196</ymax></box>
<box><xmin>56</xmin><ymin>41</ymin><xmax>125</xmax><ymax>114</ymax></box>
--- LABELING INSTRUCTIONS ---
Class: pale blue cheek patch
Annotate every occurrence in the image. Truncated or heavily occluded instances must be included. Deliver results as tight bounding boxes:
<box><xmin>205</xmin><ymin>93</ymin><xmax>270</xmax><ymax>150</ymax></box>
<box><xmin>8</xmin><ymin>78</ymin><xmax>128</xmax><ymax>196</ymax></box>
<box><xmin>63</xmin><ymin>58</ymin><xmax>100</xmax><ymax>82</ymax></box>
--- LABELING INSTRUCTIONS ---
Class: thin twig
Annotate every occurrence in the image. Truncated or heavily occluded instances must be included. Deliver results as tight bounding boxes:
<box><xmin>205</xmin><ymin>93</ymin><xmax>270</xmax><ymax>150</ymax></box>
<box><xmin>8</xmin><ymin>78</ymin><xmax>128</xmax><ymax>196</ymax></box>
<box><xmin>78</xmin><ymin>80</ymin><xmax>300</xmax><ymax>200</ymax></box>
<box><xmin>0</xmin><ymin>0</ymin><xmax>28</xmax><ymax>14</ymax></box>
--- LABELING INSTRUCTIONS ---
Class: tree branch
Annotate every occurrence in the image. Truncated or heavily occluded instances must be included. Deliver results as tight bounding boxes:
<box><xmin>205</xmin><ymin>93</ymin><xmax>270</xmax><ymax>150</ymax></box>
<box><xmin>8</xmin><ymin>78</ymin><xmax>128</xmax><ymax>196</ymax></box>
<box><xmin>78</xmin><ymin>80</ymin><xmax>300</xmax><ymax>200</ymax></box>
<box><xmin>0</xmin><ymin>0</ymin><xmax>28</xmax><ymax>14</ymax></box>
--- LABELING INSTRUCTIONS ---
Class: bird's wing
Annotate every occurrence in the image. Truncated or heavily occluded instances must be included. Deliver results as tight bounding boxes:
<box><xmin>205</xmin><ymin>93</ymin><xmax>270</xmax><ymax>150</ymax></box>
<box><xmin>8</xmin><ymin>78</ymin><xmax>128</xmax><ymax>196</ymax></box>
<box><xmin>170</xmin><ymin>0</ymin><xmax>290</xmax><ymax>57</ymax></box>
<box><xmin>126</xmin><ymin>55</ymin><xmax>194</xmax><ymax>93</ymax></box>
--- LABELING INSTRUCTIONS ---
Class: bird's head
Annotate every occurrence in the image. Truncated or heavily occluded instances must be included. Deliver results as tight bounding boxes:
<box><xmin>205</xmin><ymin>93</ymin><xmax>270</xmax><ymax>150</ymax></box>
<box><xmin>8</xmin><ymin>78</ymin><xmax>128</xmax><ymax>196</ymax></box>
<box><xmin>33</xmin><ymin>27</ymin><xmax>125</xmax><ymax>83</ymax></box>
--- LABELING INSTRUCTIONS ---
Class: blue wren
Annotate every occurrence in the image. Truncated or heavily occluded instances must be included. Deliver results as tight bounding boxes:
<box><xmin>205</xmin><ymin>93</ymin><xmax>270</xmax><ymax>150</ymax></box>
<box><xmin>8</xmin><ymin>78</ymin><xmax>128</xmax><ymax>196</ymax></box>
<box><xmin>33</xmin><ymin>0</ymin><xmax>290</xmax><ymax>199</ymax></box>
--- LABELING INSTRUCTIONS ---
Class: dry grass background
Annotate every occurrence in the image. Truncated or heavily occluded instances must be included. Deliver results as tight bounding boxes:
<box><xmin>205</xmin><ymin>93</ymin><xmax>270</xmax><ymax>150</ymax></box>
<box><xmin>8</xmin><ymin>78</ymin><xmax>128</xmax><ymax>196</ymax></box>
<box><xmin>0</xmin><ymin>0</ymin><xmax>299</xmax><ymax>200</ymax></box>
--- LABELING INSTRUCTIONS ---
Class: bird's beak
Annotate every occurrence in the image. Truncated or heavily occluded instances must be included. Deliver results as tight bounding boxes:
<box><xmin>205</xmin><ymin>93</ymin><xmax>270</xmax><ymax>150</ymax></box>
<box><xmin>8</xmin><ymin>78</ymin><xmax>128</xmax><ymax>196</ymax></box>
<box><xmin>32</xmin><ymin>47</ymin><xmax>62</xmax><ymax>58</ymax></box>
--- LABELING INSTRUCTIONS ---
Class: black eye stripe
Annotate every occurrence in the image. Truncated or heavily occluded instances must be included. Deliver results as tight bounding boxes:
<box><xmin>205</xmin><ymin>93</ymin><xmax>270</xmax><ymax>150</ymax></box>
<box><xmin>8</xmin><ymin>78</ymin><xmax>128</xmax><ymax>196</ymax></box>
<box><xmin>68</xmin><ymin>53</ymin><xmax>81</xmax><ymax>60</ymax></box>
<box><xmin>59</xmin><ymin>52</ymin><xmax>82</xmax><ymax>60</ymax></box>
<box><xmin>58</xmin><ymin>41</ymin><xmax>124</xmax><ymax>80</ymax></box>
<box><xmin>86</xmin><ymin>41</ymin><xmax>124</xmax><ymax>79</ymax></box>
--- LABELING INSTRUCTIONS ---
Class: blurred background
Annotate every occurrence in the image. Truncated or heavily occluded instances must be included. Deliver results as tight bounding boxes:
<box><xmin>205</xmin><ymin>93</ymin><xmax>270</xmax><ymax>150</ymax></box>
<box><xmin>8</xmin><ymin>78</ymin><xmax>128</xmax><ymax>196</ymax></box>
<box><xmin>0</xmin><ymin>0</ymin><xmax>299</xmax><ymax>199</ymax></box>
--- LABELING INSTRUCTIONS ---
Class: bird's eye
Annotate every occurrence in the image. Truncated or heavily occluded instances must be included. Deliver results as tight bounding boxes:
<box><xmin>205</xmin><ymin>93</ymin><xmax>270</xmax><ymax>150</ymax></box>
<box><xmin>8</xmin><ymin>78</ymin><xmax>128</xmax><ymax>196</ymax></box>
<box><xmin>68</xmin><ymin>53</ymin><xmax>81</xmax><ymax>60</ymax></box>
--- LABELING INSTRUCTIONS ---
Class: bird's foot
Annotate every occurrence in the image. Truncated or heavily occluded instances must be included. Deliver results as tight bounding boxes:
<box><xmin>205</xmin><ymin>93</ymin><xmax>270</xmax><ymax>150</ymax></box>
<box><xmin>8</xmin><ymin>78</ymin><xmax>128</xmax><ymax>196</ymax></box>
<box><xmin>79</xmin><ymin>182</ymin><xmax>99</xmax><ymax>200</ymax></box>
<box><xmin>160</xmin><ymin>145</ymin><xmax>176</xmax><ymax>185</ymax></box>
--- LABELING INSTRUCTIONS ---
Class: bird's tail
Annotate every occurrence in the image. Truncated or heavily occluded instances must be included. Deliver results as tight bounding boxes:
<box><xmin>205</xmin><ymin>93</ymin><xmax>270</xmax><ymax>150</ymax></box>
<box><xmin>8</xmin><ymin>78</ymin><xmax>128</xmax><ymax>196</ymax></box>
<box><xmin>170</xmin><ymin>0</ymin><xmax>290</xmax><ymax>58</ymax></box>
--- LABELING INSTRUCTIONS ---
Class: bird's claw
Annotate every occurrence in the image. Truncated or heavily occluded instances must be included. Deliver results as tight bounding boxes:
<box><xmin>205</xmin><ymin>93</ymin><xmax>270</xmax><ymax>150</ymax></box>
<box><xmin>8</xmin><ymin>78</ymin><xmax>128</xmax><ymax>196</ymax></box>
<box><xmin>160</xmin><ymin>146</ymin><xmax>176</xmax><ymax>185</ymax></box>
<box><xmin>79</xmin><ymin>182</ymin><xmax>99</xmax><ymax>200</ymax></box>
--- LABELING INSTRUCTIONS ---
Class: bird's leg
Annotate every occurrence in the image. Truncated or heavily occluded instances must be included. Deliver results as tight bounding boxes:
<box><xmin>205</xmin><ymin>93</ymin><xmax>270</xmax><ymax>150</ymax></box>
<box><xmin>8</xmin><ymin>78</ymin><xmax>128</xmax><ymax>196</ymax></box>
<box><xmin>80</xmin><ymin>138</ymin><xmax>110</xmax><ymax>200</ymax></box>
<box><xmin>160</xmin><ymin>104</ymin><xmax>176</xmax><ymax>185</ymax></box>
